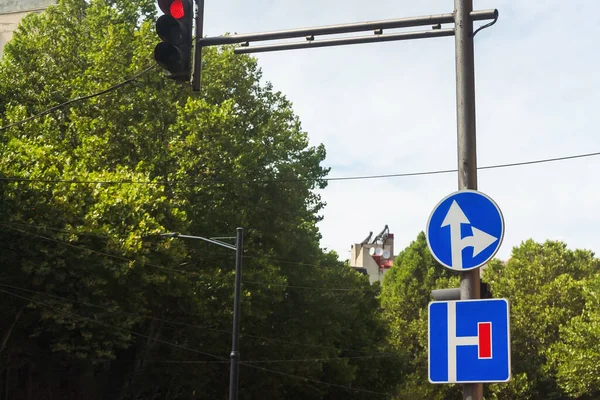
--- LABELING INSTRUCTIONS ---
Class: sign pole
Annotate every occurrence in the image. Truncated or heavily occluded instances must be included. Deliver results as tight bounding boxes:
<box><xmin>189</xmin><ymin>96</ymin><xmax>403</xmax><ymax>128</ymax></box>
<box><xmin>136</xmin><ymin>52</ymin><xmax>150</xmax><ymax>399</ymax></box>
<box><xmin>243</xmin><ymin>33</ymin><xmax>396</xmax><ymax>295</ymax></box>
<box><xmin>454</xmin><ymin>0</ymin><xmax>482</xmax><ymax>399</ymax></box>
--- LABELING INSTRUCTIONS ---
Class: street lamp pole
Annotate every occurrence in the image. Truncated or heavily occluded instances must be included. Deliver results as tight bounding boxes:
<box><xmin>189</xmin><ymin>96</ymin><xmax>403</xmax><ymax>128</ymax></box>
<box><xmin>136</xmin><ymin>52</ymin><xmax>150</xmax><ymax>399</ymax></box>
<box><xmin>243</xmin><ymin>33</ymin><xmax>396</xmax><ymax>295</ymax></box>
<box><xmin>160</xmin><ymin>227</ymin><xmax>244</xmax><ymax>400</ymax></box>
<box><xmin>229</xmin><ymin>227</ymin><xmax>244</xmax><ymax>400</ymax></box>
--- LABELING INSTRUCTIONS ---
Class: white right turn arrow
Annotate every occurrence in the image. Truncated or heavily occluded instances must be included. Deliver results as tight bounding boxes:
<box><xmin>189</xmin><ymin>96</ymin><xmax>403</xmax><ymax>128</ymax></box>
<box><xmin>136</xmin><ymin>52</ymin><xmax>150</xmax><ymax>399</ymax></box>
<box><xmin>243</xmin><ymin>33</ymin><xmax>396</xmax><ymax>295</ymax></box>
<box><xmin>441</xmin><ymin>200</ymin><xmax>498</xmax><ymax>269</ymax></box>
<box><xmin>463</xmin><ymin>227</ymin><xmax>498</xmax><ymax>257</ymax></box>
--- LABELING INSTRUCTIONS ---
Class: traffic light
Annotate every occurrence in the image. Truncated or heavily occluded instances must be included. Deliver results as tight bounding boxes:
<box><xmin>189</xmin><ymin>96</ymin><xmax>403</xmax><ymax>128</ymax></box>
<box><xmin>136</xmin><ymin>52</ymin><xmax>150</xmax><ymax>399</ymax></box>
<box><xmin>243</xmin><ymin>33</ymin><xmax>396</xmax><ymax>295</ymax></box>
<box><xmin>431</xmin><ymin>282</ymin><xmax>493</xmax><ymax>301</ymax></box>
<box><xmin>154</xmin><ymin>0</ymin><xmax>193</xmax><ymax>82</ymax></box>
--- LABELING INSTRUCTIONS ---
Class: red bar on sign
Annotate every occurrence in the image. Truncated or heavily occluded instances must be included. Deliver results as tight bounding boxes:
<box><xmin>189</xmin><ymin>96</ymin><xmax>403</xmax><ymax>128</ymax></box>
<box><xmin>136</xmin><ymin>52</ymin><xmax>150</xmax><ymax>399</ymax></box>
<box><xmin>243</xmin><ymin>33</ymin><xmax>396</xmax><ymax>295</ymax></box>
<box><xmin>478</xmin><ymin>322</ymin><xmax>492</xmax><ymax>359</ymax></box>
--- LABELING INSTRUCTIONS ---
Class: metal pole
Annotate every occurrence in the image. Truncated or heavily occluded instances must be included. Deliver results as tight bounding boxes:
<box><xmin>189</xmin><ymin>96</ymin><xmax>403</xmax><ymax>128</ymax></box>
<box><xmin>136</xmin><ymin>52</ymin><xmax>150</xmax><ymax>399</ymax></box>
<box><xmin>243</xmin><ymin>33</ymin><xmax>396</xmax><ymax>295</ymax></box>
<box><xmin>455</xmin><ymin>0</ymin><xmax>482</xmax><ymax>399</ymax></box>
<box><xmin>192</xmin><ymin>0</ymin><xmax>204</xmax><ymax>92</ymax></box>
<box><xmin>229</xmin><ymin>227</ymin><xmax>244</xmax><ymax>400</ymax></box>
<box><xmin>234</xmin><ymin>28</ymin><xmax>455</xmax><ymax>54</ymax></box>
<box><xmin>199</xmin><ymin>10</ymin><xmax>496</xmax><ymax>47</ymax></box>
<box><xmin>160</xmin><ymin>233</ymin><xmax>236</xmax><ymax>251</ymax></box>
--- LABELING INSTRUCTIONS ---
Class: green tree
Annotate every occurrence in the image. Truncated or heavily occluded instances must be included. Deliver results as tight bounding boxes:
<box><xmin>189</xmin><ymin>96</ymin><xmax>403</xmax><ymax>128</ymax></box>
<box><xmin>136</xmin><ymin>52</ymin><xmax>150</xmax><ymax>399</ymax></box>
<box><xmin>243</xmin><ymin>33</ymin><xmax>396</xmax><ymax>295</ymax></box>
<box><xmin>0</xmin><ymin>0</ymin><xmax>401</xmax><ymax>397</ymax></box>
<box><xmin>547</xmin><ymin>273</ymin><xmax>600</xmax><ymax>398</ymax></box>
<box><xmin>380</xmin><ymin>232</ymin><xmax>461</xmax><ymax>399</ymax></box>
<box><xmin>483</xmin><ymin>239</ymin><xmax>598</xmax><ymax>400</ymax></box>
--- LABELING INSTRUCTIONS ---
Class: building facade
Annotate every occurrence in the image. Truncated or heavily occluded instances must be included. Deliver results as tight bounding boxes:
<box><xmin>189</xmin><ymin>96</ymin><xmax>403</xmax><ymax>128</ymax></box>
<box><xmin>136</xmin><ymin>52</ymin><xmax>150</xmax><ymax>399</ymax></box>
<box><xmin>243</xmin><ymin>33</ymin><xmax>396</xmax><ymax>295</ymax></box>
<box><xmin>0</xmin><ymin>0</ymin><xmax>55</xmax><ymax>57</ymax></box>
<box><xmin>350</xmin><ymin>225</ymin><xmax>395</xmax><ymax>284</ymax></box>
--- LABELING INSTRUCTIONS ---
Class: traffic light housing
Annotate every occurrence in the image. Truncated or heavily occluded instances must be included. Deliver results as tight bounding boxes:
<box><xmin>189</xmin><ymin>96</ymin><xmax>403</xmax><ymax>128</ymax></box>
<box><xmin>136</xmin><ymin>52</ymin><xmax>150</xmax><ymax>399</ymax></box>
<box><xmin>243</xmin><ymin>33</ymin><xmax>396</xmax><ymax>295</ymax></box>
<box><xmin>431</xmin><ymin>282</ymin><xmax>493</xmax><ymax>301</ymax></box>
<box><xmin>480</xmin><ymin>281</ymin><xmax>492</xmax><ymax>299</ymax></box>
<box><xmin>154</xmin><ymin>0</ymin><xmax>193</xmax><ymax>82</ymax></box>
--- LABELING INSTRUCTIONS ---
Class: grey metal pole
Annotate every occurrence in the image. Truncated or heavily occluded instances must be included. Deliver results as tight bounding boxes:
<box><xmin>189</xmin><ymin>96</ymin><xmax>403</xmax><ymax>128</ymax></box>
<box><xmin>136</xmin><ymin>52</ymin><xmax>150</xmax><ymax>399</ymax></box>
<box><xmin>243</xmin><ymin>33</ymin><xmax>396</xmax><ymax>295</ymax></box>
<box><xmin>234</xmin><ymin>28</ymin><xmax>455</xmax><ymax>54</ymax></box>
<box><xmin>199</xmin><ymin>10</ymin><xmax>496</xmax><ymax>47</ymax></box>
<box><xmin>192</xmin><ymin>0</ymin><xmax>204</xmax><ymax>92</ymax></box>
<box><xmin>454</xmin><ymin>0</ymin><xmax>482</xmax><ymax>399</ymax></box>
<box><xmin>229</xmin><ymin>227</ymin><xmax>244</xmax><ymax>400</ymax></box>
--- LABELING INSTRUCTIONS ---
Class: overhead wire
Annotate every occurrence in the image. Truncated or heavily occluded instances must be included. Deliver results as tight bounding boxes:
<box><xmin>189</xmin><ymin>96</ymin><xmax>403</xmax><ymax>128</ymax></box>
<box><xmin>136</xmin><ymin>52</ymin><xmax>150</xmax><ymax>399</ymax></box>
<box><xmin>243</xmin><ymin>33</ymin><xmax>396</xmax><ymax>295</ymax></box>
<box><xmin>1</xmin><ymin>150</ymin><xmax>599</xmax><ymax>185</ymax></box>
<box><xmin>0</xmin><ymin>220</ymin><xmax>155</xmax><ymax>244</ymax></box>
<box><xmin>242</xmin><ymin>280</ymin><xmax>371</xmax><ymax>292</ymax></box>
<box><xmin>30</xmin><ymin>354</ymin><xmax>393</xmax><ymax>365</ymax></box>
<box><xmin>0</xmin><ymin>223</ymin><xmax>372</xmax><ymax>293</ymax></box>
<box><xmin>0</xmin><ymin>288</ymin><xmax>392</xmax><ymax>396</ymax></box>
<box><xmin>155</xmin><ymin>354</ymin><xmax>394</xmax><ymax>364</ymax></box>
<box><xmin>223</xmin><ymin>330</ymin><xmax>388</xmax><ymax>356</ymax></box>
<box><xmin>243</xmin><ymin>254</ymin><xmax>345</xmax><ymax>270</ymax></box>
<box><xmin>240</xmin><ymin>362</ymin><xmax>392</xmax><ymax>397</ymax></box>
<box><xmin>0</xmin><ymin>224</ymin><xmax>390</xmax><ymax>354</ymax></box>
<box><xmin>0</xmin><ymin>221</ymin><xmax>348</xmax><ymax>270</ymax></box>
<box><xmin>0</xmin><ymin>288</ymin><xmax>227</xmax><ymax>361</ymax></box>
<box><xmin>0</xmin><ymin>282</ymin><xmax>390</xmax><ymax>357</ymax></box>
<box><xmin>0</xmin><ymin>223</ymin><xmax>226</xmax><ymax>278</ymax></box>
<box><xmin>0</xmin><ymin>64</ymin><xmax>158</xmax><ymax>132</ymax></box>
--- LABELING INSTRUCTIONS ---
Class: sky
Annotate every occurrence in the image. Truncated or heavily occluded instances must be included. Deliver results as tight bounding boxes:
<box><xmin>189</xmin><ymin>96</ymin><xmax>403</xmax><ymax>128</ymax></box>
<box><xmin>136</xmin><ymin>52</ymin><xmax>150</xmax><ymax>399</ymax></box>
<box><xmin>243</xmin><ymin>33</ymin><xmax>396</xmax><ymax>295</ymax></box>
<box><xmin>201</xmin><ymin>0</ymin><xmax>600</xmax><ymax>261</ymax></box>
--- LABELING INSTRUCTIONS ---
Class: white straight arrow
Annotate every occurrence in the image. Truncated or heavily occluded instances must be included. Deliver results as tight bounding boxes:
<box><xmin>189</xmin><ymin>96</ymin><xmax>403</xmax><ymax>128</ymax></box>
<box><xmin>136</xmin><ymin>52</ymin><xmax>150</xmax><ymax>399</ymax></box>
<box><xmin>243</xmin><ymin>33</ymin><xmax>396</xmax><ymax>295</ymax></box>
<box><xmin>441</xmin><ymin>200</ymin><xmax>498</xmax><ymax>269</ymax></box>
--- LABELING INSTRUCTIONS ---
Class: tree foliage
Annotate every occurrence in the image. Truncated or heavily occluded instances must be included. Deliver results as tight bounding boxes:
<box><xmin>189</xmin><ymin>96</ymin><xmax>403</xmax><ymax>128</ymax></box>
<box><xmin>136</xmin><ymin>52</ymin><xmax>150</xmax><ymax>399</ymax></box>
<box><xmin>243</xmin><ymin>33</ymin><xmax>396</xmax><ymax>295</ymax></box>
<box><xmin>483</xmin><ymin>239</ymin><xmax>598</xmax><ymax>400</ymax></box>
<box><xmin>547</xmin><ymin>274</ymin><xmax>600</xmax><ymax>398</ymax></box>
<box><xmin>380</xmin><ymin>232</ymin><xmax>460</xmax><ymax>399</ymax></box>
<box><xmin>0</xmin><ymin>0</ymin><xmax>399</xmax><ymax>398</ymax></box>
<box><xmin>4</xmin><ymin>1</ymin><xmax>600</xmax><ymax>399</ymax></box>
<box><xmin>380</xmin><ymin>233</ymin><xmax>600</xmax><ymax>400</ymax></box>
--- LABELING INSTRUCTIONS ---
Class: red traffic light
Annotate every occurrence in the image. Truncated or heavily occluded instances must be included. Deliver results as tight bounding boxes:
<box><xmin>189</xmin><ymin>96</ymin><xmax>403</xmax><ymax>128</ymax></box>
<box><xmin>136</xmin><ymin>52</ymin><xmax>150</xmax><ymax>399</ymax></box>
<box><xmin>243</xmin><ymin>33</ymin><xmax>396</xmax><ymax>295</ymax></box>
<box><xmin>170</xmin><ymin>0</ymin><xmax>185</xmax><ymax>19</ymax></box>
<box><xmin>157</xmin><ymin>0</ymin><xmax>186</xmax><ymax>19</ymax></box>
<box><xmin>155</xmin><ymin>0</ymin><xmax>193</xmax><ymax>82</ymax></box>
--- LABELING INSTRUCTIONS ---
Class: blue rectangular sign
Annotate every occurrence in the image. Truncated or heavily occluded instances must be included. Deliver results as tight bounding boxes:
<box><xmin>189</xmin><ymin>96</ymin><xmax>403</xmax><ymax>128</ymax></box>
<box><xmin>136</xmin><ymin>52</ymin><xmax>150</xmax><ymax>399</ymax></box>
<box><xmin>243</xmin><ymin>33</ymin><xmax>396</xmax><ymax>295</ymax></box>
<box><xmin>428</xmin><ymin>298</ymin><xmax>511</xmax><ymax>384</ymax></box>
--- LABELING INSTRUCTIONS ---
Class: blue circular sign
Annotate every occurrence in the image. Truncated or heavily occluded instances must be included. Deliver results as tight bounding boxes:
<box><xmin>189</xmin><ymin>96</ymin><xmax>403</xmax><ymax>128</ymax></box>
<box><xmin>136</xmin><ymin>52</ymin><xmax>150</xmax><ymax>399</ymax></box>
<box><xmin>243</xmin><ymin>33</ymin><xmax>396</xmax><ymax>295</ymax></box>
<box><xmin>426</xmin><ymin>190</ymin><xmax>504</xmax><ymax>271</ymax></box>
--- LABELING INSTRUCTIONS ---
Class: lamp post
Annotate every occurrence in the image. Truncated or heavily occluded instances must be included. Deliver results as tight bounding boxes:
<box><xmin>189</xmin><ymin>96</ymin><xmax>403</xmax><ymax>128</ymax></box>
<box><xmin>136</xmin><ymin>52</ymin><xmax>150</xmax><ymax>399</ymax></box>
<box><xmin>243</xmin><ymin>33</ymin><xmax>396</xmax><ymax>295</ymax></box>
<box><xmin>160</xmin><ymin>227</ymin><xmax>244</xmax><ymax>400</ymax></box>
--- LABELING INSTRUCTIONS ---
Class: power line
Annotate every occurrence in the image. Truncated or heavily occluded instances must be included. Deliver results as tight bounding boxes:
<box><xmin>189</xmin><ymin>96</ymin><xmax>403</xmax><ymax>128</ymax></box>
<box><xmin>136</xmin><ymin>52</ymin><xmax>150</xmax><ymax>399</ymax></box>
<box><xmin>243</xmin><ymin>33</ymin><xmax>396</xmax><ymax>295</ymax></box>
<box><xmin>0</xmin><ymin>225</ymin><xmax>390</xmax><ymax>355</ymax></box>
<box><xmin>0</xmin><ymin>282</ymin><xmax>231</xmax><ymax>333</ymax></box>
<box><xmin>242</xmin><ymin>280</ymin><xmax>371</xmax><ymax>292</ymax></box>
<box><xmin>0</xmin><ymin>288</ymin><xmax>227</xmax><ymax>361</ymax></box>
<box><xmin>101</xmin><ymin>354</ymin><xmax>392</xmax><ymax>364</ymax></box>
<box><xmin>0</xmin><ymin>223</ymin><xmax>229</xmax><ymax>278</ymax></box>
<box><xmin>240</xmin><ymin>363</ymin><xmax>392</xmax><ymax>397</ymax></box>
<box><xmin>243</xmin><ymin>254</ymin><xmax>345</xmax><ymax>270</ymax></box>
<box><xmin>0</xmin><ymin>283</ymin><xmax>394</xmax><ymax>363</ymax></box>
<box><xmin>0</xmin><ymin>223</ymin><xmax>372</xmax><ymax>292</ymax></box>
<box><xmin>0</xmin><ymin>220</ymin><xmax>131</xmax><ymax>241</ymax></box>
<box><xmin>0</xmin><ymin>221</ymin><xmax>348</xmax><ymax>270</ymax></box>
<box><xmin>0</xmin><ymin>64</ymin><xmax>157</xmax><ymax>132</ymax></box>
<box><xmin>1</xmin><ymin>150</ymin><xmax>599</xmax><ymax>185</ymax></box>
<box><xmin>235</xmin><ymin>330</ymin><xmax>388</xmax><ymax>356</ymax></box>
<box><xmin>0</xmin><ymin>289</ymin><xmax>392</xmax><ymax>396</ymax></box>
<box><xmin>153</xmin><ymin>354</ymin><xmax>394</xmax><ymax>364</ymax></box>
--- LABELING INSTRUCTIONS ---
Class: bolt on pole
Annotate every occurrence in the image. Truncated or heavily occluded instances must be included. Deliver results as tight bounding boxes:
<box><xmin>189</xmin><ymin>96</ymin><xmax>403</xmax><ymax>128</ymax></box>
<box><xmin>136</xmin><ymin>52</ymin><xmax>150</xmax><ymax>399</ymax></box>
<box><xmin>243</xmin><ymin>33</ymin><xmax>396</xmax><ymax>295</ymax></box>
<box><xmin>454</xmin><ymin>0</ymin><xmax>482</xmax><ymax>399</ymax></box>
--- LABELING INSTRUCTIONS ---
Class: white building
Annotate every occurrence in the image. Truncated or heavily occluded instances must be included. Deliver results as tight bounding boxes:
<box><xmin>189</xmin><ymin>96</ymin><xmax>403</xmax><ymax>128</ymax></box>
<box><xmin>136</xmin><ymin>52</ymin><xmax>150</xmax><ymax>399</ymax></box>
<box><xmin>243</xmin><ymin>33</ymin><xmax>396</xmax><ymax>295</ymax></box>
<box><xmin>350</xmin><ymin>225</ymin><xmax>395</xmax><ymax>284</ymax></box>
<box><xmin>0</xmin><ymin>0</ymin><xmax>55</xmax><ymax>57</ymax></box>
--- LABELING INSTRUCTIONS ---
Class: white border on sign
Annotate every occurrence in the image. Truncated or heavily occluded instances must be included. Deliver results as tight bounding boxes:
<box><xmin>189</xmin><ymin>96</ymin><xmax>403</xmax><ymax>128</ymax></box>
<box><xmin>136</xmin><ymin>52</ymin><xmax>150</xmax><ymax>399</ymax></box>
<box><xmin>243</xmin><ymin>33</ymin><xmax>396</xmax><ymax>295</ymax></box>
<box><xmin>427</xmin><ymin>298</ymin><xmax>512</xmax><ymax>384</ymax></box>
<box><xmin>425</xmin><ymin>189</ymin><xmax>505</xmax><ymax>272</ymax></box>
